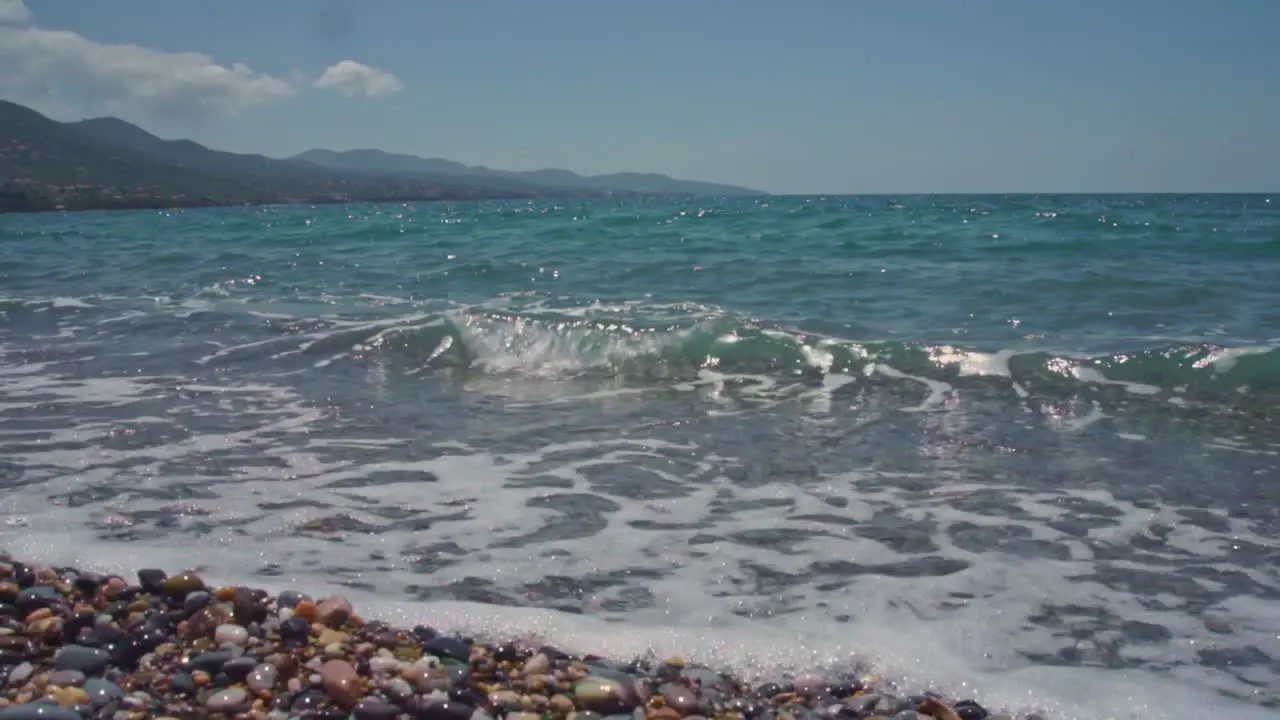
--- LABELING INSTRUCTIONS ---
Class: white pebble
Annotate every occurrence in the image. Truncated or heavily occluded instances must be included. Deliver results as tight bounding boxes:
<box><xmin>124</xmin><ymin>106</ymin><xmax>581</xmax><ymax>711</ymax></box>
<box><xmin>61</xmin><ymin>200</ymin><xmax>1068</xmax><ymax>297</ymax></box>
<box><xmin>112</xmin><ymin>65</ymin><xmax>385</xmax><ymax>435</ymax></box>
<box><xmin>214</xmin><ymin>623</ymin><xmax>249</xmax><ymax>646</ymax></box>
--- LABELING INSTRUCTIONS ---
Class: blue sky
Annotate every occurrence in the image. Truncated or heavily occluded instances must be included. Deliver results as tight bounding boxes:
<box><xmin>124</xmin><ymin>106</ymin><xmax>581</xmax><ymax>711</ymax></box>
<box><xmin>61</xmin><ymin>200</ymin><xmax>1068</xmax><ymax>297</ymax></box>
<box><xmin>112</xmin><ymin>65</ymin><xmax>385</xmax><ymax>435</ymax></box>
<box><xmin>3</xmin><ymin>0</ymin><xmax>1279</xmax><ymax>194</ymax></box>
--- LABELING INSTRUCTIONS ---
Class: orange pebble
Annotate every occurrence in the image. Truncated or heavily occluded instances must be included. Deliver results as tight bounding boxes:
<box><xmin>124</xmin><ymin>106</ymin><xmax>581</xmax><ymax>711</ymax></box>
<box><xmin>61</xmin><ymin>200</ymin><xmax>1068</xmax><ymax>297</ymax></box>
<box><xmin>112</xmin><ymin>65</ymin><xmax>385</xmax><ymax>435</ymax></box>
<box><xmin>24</xmin><ymin>608</ymin><xmax>53</xmax><ymax>623</ymax></box>
<box><xmin>214</xmin><ymin>586</ymin><xmax>237</xmax><ymax>601</ymax></box>
<box><xmin>293</xmin><ymin>600</ymin><xmax>317</xmax><ymax>621</ymax></box>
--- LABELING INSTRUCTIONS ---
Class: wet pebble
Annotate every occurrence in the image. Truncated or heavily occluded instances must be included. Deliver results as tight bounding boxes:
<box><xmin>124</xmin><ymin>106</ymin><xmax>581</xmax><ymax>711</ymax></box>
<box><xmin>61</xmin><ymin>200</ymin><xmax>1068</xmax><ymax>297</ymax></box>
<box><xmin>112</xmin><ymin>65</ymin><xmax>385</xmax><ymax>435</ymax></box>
<box><xmin>354</xmin><ymin>697</ymin><xmax>401</xmax><ymax>720</ymax></box>
<box><xmin>213</xmin><ymin>623</ymin><xmax>249</xmax><ymax>646</ymax></box>
<box><xmin>0</xmin><ymin>554</ymin><xmax>1028</xmax><ymax>720</ymax></box>
<box><xmin>4</xmin><ymin>663</ymin><xmax>33</xmax><ymax>687</ymax></box>
<box><xmin>82</xmin><ymin>678</ymin><xmax>124</xmax><ymax>708</ymax></box>
<box><xmin>320</xmin><ymin>658</ymin><xmax>362</xmax><ymax>707</ymax></box>
<box><xmin>52</xmin><ymin>645</ymin><xmax>110</xmax><ymax>675</ymax></box>
<box><xmin>44</xmin><ymin>670</ymin><xmax>84</xmax><ymax>688</ymax></box>
<box><xmin>423</xmin><ymin>636</ymin><xmax>470</xmax><ymax>663</ymax></box>
<box><xmin>0</xmin><ymin>704</ymin><xmax>83</xmax><ymax>720</ymax></box>
<box><xmin>247</xmin><ymin>662</ymin><xmax>279</xmax><ymax>691</ymax></box>
<box><xmin>206</xmin><ymin>687</ymin><xmax>249</xmax><ymax>713</ymax></box>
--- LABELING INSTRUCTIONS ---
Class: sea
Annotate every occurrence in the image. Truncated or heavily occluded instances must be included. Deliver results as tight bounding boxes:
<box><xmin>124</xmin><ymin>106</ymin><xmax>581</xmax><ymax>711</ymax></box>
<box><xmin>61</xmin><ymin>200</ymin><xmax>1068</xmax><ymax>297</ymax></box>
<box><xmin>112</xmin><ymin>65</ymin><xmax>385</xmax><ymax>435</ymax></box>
<box><xmin>1</xmin><ymin>194</ymin><xmax>1278</xmax><ymax>719</ymax></box>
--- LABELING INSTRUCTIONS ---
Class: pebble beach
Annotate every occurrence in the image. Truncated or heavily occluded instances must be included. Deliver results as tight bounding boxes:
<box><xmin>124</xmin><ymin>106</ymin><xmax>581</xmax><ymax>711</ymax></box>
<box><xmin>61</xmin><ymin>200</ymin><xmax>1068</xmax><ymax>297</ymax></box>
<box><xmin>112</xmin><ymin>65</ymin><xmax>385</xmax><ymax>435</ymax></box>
<box><xmin>0</xmin><ymin>556</ymin><xmax>1008</xmax><ymax>720</ymax></box>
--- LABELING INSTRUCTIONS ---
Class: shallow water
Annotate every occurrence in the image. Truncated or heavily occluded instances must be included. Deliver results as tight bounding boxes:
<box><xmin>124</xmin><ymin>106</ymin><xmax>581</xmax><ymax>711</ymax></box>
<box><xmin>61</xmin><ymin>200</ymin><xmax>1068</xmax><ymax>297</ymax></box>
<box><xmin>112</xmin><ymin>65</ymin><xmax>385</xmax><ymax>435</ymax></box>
<box><xmin>1</xmin><ymin>195</ymin><xmax>1279</xmax><ymax>719</ymax></box>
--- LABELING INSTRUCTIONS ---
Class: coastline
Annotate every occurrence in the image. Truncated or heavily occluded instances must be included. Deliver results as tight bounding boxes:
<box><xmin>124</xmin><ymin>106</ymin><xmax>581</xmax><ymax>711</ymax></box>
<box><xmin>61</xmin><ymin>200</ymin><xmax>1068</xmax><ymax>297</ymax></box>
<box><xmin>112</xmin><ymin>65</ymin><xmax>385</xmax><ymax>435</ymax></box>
<box><xmin>0</xmin><ymin>555</ymin><xmax>998</xmax><ymax>720</ymax></box>
<box><xmin>0</xmin><ymin>191</ymin><xmax>537</xmax><ymax>216</ymax></box>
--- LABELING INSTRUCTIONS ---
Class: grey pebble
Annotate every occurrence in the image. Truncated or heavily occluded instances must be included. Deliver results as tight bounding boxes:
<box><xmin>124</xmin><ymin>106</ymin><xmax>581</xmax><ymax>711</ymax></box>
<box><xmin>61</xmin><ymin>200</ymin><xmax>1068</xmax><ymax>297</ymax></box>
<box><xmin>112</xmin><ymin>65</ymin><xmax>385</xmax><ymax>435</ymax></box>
<box><xmin>0</xmin><ymin>703</ymin><xmax>83</xmax><ymax>720</ymax></box>
<box><xmin>83</xmin><ymin>678</ymin><xmax>126</xmax><ymax>708</ymax></box>
<box><xmin>247</xmin><ymin>662</ymin><xmax>279</xmax><ymax>692</ymax></box>
<box><xmin>123</xmin><ymin>692</ymin><xmax>152</xmax><ymax>711</ymax></box>
<box><xmin>45</xmin><ymin>669</ymin><xmax>85</xmax><ymax>688</ymax></box>
<box><xmin>221</xmin><ymin>655</ymin><xmax>259</xmax><ymax>681</ymax></box>
<box><xmin>53</xmin><ymin>645</ymin><xmax>110</xmax><ymax>675</ymax></box>
<box><xmin>214</xmin><ymin>623</ymin><xmax>250</xmax><ymax>646</ymax></box>
<box><xmin>660</xmin><ymin>683</ymin><xmax>699</xmax><ymax>714</ymax></box>
<box><xmin>681</xmin><ymin>667</ymin><xmax>730</xmax><ymax>693</ymax></box>
<box><xmin>353</xmin><ymin>698</ymin><xmax>400</xmax><ymax>720</ymax></box>
<box><xmin>206</xmin><ymin>687</ymin><xmax>250</xmax><ymax>712</ymax></box>
<box><xmin>6</xmin><ymin>662</ymin><xmax>34</xmax><ymax>687</ymax></box>
<box><xmin>183</xmin><ymin>591</ymin><xmax>211</xmax><ymax>615</ymax></box>
<box><xmin>189</xmin><ymin>650</ymin><xmax>235</xmax><ymax>673</ymax></box>
<box><xmin>15</xmin><ymin>586</ymin><xmax>60</xmax><ymax>610</ymax></box>
<box><xmin>277</xmin><ymin>589</ymin><xmax>311</xmax><ymax>609</ymax></box>
<box><xmin>170</xmin><ymin>673</ymin><xmax>196</xmax><ymax>694</ymax></box>
<box><xmin>383</xmin><ymin>677</ymin><xmax>413</xmax><ymax>703</ymax></box>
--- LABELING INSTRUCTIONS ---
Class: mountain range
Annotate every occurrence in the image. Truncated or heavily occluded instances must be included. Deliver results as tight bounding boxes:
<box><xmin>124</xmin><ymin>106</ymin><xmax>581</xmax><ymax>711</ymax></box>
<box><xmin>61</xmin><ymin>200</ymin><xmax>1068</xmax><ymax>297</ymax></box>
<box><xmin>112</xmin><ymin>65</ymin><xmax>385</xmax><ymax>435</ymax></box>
<box><xmin>0</xmin><ymin>99</ymin><xmax>764</xmax><ymax>213</ymax></box>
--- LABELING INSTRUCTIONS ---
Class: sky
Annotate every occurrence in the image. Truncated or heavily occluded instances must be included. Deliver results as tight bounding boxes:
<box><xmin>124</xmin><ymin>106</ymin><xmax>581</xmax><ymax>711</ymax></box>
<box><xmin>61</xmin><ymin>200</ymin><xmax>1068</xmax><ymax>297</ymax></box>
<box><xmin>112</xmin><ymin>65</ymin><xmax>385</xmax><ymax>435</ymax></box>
<box><xmin>1</xmin><ymin>0</ymin><xmax>1279</xmax><ymax>195</ymax></box>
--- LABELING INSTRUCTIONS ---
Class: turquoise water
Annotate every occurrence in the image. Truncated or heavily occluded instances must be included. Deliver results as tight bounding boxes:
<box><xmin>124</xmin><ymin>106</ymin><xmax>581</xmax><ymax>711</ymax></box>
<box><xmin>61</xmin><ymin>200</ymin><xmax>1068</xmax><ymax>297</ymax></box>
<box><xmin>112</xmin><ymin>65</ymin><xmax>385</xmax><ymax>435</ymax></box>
<box><xmin>1</xmin><ymin>194</ymin><xmax>1279</xmax><ymax>719</ymax></box>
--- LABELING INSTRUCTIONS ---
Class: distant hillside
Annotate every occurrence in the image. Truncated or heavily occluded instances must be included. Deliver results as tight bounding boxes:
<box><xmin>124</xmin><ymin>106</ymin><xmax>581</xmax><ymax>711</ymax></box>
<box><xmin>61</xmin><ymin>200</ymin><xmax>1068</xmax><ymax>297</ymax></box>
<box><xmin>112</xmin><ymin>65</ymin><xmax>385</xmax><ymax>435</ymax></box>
<box><xmin>67</xmin><ymin>116</ymin><xmax>310</xmax><ymax>180</ymax></box>
<box><xmin>292</xmin><ymin>148</ymin><xmax>766</xmax><ymax>197</ymax></box>
<box><xmin>0</xmin><ymin>98</ymin><xmax>764</xmax><ymax>214</ymax></box>
<box><xmin>0</xmin><ymin>100</ymin><xmax>531</xmax><ymax>213</ymax></box>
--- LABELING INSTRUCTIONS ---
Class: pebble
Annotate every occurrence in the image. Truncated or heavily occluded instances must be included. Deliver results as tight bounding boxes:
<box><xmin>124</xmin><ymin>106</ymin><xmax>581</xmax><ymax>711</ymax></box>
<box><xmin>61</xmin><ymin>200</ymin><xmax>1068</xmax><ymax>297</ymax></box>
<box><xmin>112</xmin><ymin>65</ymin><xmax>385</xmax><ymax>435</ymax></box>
<box><xmin>0</xmin><ymin>704</ymin><xmax>83</xmax><ymax>720</ymax></box>
<box><xmin>43</xmin><ymin>670</ymin><xmax>84</xmax><ymax>688</ymax></box>
<box><xmin>247</xmin><ymin>662</ymin><xmax>279</xmax><ymax>692</ymax></box>
<box><xmin>206</xmin><ymin>687</ymin><xmax>249</xmax><ymax>712</ymax></box>
<box><xmin>354</xmin><ymin>697</ymin><xmax>401</xmax><ymax>720</ymax></box>
<box><xmin>52</xmin><ymin>645</ymin><xmax>110</xmax><ymax>675</ymax></box>
<box><xmin>0</xmin><ymin>553</ymin><xmax>1026</xmax><ymax>720</ymax></box>
<box><xmin>213</xmin><ymin>622</ymin><xmax>250</xmax><ymax>646</ymax></box>
<box><xmin>319</xmin><ymin>658</ymin><xmax>363</xmax><ymax>707</ymax></box>
<box><xmin>81</xmin><ymin>678</ymin><xmax>124</xmax><ymax>708</ymax></box>
<box><xmin>4</xmin><ymin>664</ymin><xmax>32</xmax><ymax>687</ymax></box>
<box><xmin>315</xmin><ymin>595</ymin><xmax>353</xmax><ymax>628</ymax></box>
<box><xmin>160</xmin><ymin>572</ymin><xmax>205</xmax><ymax>601</ymax></box>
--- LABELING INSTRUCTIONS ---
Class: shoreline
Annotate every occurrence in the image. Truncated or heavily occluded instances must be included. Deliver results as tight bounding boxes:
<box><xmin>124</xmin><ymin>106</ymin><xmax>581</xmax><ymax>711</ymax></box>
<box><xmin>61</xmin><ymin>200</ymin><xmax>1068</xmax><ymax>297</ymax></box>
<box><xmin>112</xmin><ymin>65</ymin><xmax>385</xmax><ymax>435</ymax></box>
<box><xmin>0</xmin><ymin>193</ymin><xmax>537</xmax><ymax>217</ymax></box>
<box><xmin>0</xmin><ymin>555</ymin><xmax>1001</xmax><ymax>720</ymax></box>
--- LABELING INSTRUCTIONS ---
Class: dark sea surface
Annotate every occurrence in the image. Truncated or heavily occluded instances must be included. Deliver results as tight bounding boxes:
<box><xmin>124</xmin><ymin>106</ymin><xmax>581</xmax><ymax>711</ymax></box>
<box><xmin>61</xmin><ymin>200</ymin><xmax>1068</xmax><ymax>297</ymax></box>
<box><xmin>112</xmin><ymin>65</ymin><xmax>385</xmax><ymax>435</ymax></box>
<box><xmin>1</xmin><ymin>194</ymin><xmax>1278</xmax><ymax>719</ymax></box>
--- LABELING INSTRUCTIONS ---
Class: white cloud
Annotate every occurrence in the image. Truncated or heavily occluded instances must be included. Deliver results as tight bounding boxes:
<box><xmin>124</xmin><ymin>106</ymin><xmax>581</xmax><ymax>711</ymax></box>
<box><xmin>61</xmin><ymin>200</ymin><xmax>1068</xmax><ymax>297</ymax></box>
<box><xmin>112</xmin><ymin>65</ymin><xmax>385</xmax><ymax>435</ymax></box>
<box><xmin>0</xmin><ymin>6</ymin><xmax>294</xmax><ymax>119</ymax></box>
<box><xmin>313</xmin><ymin>60</ymin><xmax>404</xmax><ymax>99</ymax></box>
<box><xmin>0</xmin><ymin>0</ymin><xmax>31</xmax><ymax>26</ymax></box>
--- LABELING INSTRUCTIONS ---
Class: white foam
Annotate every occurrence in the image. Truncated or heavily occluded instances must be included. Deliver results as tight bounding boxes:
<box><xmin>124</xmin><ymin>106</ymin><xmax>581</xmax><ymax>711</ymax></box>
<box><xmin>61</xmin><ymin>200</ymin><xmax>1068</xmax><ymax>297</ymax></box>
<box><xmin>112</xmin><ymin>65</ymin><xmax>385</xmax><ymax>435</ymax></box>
<box><xmin>2</xmin><ymin>528</ymin><xmax>1275</xmax><ymax>720</ymax></box>
<box><xmin>4</xmin><ymin>296</ymin><xmax>1280</xmax><ymax>720</ymax></box>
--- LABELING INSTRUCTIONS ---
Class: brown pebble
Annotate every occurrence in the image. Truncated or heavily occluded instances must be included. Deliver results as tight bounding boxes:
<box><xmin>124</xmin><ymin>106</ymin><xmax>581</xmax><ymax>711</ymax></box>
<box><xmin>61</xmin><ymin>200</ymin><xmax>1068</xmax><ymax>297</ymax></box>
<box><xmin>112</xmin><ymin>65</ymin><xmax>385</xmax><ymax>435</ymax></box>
<box><xmin>549</xmin><ymin>694</ymin><xmax>575</xmax><ymax>717</ymax></box>
<box><xmin>319</xmin><ymin>659</ymin><xmax>363</xmax><ymax>707</ymax></box>
<box><xmin>315</xmin><ymin>595</ymin><xmax>353</xmax><ymax>628</ymax></box>
<box><xmin>192</xmin><ymin>670</ymin><xmax>211</xmax><ymax>687</ymax></box>
<box><xmin>184</xmin><ymin>605</ymin><xmax>233</xmax><ymax>640</ymax></box>
<box><xmin>213</xmin><ymin>586</ymin><xmax>238</xmax><ymax>601</ymax></box>
<box><xmin>917</xmin><ymin>698</ymin><xmax>963</xmax><ymax>720</ymax></box>
<box><xmin>102</xmin><ymin>577</ymin><xmax>127</xmax><ymax>599</ymax></box>
<box><xmin>316</xmin><ymin>628</ymin><xmax>349</xmax><ymax>646</ymax></box>
<box><xmin>24</xmin><ymin>608</ymin><xmax>53</xmax><ymax>623</ymax></box>
<box><xmin>48</xmin><ymin>686</ymin><xmax>90</xmax><ymax>709</ymax></box>
<box><xmin>28</xmin><ymin>616</ymin><xmax>64</xmax><ymax>640</ymax></box>
<box><xmin>648</xmin><ymin>708</ymin><xmax>682</xmax><ymax>720</ymax></box>
<box><xmin>161</xmin><ymin>572</ymin><xmax>205</xmax><ymax>600</ymax></box>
